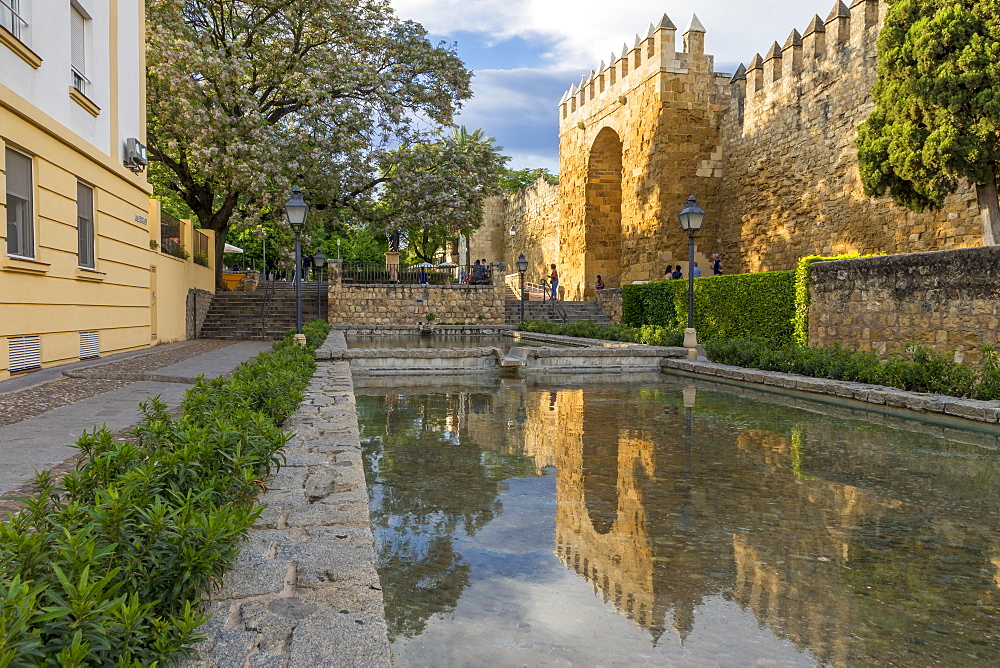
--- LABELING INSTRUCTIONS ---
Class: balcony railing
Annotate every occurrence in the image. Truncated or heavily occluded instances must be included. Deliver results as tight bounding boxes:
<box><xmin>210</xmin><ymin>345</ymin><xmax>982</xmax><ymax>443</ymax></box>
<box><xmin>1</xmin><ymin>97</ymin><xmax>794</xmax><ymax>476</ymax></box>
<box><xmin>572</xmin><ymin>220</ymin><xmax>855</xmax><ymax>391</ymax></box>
<box><xmin>0</xmin><ymin>0</ymin><xmax>27</xmax><ymax>40</ymax></box>
<box><xmin>193</xmin><ymin>230</ymin><xmax>209</xmax><ymax>266</ymax></box>
<box><xmin>71</xmin><ymin>66</ymin><xmax>91</xmax><ymax>96</ymax></box>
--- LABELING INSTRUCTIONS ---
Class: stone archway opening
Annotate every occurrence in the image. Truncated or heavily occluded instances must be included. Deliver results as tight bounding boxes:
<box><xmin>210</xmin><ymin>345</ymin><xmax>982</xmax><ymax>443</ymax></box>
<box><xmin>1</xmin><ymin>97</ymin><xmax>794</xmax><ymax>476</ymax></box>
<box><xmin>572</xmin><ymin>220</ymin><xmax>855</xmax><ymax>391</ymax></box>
<box><xmin>584</xmin><ymin>128</ymin><xmax>624</xmax><ymax>300</ymax></box>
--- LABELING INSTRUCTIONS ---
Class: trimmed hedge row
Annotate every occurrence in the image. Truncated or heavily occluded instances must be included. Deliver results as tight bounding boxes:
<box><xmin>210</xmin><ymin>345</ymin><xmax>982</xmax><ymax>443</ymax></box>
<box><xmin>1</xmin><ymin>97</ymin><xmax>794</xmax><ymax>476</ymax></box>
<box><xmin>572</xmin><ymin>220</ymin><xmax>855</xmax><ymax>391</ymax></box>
<box><xmin>705</xmin><ymin>338</ymin><xmax>1000</xmax><ymax>400</ymax></box>
<box><xmin>622</xmin><ymin>271</ymin><xmax>796</xmax><ymax>342</ymax></box>
<box><xmin>0</xmin><ymin>322</ymin><xmax>330</xmax><ymax>664</ymax></box>
<box><xmin>517</xmin><ymin>320</ymin><xmax>684</xmax><ymax>347</ymax></box>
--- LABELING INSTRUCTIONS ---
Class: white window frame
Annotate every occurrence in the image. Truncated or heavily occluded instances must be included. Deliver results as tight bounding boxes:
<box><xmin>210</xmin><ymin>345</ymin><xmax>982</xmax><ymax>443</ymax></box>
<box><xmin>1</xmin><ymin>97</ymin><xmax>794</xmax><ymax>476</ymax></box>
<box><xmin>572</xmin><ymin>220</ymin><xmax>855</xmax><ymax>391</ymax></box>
<box><xmin>77</xmin><ymin>181</ymin><xmax>95</xmax><ymax>268</ymax></box>
<box><xmin>5</xmin><ymin>147</ymin><xmax>35</xmax><ymax>259</ymax></box>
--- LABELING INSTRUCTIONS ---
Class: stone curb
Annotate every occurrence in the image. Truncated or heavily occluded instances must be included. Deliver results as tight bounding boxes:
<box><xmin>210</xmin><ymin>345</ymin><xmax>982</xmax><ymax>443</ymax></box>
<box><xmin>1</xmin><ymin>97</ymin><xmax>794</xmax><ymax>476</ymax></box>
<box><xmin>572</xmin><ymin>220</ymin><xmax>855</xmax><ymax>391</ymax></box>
<box><xmin>186</xmin><ymin>338</ymin><xmax>390</xmax><ymax>667</ymax></box>
<box><xmin>663</xmin><ymin>359</ymin><xmax>1000</xmax><ymax>424</ymax></box>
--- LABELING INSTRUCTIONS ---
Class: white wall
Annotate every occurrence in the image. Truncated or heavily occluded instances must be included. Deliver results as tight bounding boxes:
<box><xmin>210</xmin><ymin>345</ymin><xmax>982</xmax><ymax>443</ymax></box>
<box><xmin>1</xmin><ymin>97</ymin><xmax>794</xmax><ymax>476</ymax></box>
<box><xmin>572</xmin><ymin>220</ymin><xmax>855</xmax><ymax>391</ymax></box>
<box><xmin>1</xmin><ymin>0</ymin><xmax>143</xmax><ymax>161</ymax></box>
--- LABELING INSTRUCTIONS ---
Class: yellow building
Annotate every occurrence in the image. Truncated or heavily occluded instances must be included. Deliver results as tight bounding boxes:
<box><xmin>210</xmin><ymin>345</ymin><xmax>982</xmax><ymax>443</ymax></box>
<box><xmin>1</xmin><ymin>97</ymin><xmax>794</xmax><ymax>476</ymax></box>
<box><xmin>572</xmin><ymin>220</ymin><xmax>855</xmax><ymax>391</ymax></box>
<box><xmin>1</xmin><ymin>0</ymin><xmax>213</xmax><ymax>381</ymax></box>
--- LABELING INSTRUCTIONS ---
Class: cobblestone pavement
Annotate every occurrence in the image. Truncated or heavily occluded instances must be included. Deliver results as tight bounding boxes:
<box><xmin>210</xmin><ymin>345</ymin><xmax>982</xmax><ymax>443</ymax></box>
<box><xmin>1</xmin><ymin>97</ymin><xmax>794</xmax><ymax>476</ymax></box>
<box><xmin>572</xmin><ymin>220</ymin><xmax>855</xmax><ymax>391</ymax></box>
<box><xmin>0</xmin><ymin>340</ymin><xmax>236</xmax><ymax>428</ymax></box>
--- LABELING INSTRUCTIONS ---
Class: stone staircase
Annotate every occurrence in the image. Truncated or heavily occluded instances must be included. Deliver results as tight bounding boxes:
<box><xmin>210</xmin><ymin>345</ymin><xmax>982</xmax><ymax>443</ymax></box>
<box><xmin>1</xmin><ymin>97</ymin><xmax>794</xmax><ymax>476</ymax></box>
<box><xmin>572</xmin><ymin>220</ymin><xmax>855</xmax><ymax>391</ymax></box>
<box><xmin>505</xmin><ymin>300</ymin><xmax>612</xmax><ymax>326</ymax></box>
<box><xmin>198</xmin><ymin>281</ymin><xmax>327</xmax><ymax>340</ymax></box>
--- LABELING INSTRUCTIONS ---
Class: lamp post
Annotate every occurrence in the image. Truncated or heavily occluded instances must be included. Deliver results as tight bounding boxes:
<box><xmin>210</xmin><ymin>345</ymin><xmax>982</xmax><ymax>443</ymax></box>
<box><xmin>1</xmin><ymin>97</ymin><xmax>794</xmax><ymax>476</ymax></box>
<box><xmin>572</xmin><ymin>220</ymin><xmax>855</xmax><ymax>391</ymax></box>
<box><xmin>314</xmin><ymin>250</ymin><xmax>326</xmax><ymax>320</ymax></box>
<box><xmin>336</xmin><ymin>238</ymin><xmax>341</xmax><ymax>261</ymax></box>
<box><xmin>284</xmin><ymin>186</ymin><xmax>309</xmax><ymax>338</ymax></box>
<box><xmin>678</xmin><ymin>195</ymin><xmax>705</xmax><ymax>357</ymax></box>
<box><xmin>516</xmin><ymin>253</ymin><xmax>528</xmax><ymax>323</ymax></box>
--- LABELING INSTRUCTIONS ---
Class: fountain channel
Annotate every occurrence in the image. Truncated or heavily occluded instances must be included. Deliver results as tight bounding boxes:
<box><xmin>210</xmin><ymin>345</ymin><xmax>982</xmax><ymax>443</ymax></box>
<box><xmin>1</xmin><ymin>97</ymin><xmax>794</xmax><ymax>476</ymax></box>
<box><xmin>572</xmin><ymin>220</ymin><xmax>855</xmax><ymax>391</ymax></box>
<box><xmin>354</xmin><ymin>372</ymin><xmax>1000</xmax><ymax>666</ymax></box>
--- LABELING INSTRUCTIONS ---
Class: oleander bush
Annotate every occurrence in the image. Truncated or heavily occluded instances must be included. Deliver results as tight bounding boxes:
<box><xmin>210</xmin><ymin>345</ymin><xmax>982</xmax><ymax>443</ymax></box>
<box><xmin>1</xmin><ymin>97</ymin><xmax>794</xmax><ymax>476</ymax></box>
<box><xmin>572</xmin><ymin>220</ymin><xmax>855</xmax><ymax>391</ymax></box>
<box><xmin>518</xmin><ymin>320</ymin><xmax>684</xmax><ymax>347</ymax></box>
<box><xmin>0</xmin><ymin>326</ymin><xmax>323</xmax><ymax>664</ymax></box>
<box><xmin>621</xmin><ymin>271</ymin><xmax>795</xmax><ymax>343</ymax></box>
<box><xmin>280</xmin><ymin>318</ymin><xmax>332</xmax><ymax>352</ymax></box>
<box><xmin>704</xmin><ymin>338</ymin><xmax>1000</xmax><ymax>400</ymax></box>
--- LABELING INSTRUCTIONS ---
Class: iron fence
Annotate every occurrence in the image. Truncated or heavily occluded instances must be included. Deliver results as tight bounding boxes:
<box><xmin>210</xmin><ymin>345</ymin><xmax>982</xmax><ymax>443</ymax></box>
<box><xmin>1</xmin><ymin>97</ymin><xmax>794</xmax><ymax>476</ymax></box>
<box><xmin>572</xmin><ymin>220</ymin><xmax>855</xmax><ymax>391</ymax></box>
<box><xmin>194</xmin><ymin>230</ymin><xmax>210</xmax><ymax>266</ymax></box>
<box><xmin>339</xmin><ymin>263</ymin><xmax>495</xmax><ymax>286</ymax></box>
<box><xmin>160</xmin><ymin>213</ymin><xmax>185</xmax><ymax>259</ymax></box>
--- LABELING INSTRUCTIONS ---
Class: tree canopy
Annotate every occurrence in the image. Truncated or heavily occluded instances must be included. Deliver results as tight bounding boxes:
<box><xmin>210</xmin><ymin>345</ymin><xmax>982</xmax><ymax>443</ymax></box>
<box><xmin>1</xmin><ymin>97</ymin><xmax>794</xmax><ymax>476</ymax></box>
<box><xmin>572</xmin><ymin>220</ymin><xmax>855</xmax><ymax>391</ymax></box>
<box><xmin>856</xmin><ymin>0</ymin><xmax>1000</xmax><ymax>244</ymax></box>
<box><xmin>146</xmin><ymin>0</ymin><xmax>473</xmax><ymax>284</ymax></box>
<box><xmin>377</xmin><ymin>127</ymin><xmax>508</xmax><ymax>262</ymax></box>
<box><xmin>499</xmin><ymin>167</ymin><xmax>558</xmax><ymax>193</ymax></box>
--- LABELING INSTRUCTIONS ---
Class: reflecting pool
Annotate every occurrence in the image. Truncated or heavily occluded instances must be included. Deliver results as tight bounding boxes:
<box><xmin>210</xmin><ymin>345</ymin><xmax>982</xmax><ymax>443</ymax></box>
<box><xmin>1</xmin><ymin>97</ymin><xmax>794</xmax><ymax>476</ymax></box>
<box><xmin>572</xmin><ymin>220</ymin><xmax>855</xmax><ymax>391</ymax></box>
<box><xmin>356</xmin><ymin>375</ymin><xmax>1000</xmax><ymax>666</ymax></box>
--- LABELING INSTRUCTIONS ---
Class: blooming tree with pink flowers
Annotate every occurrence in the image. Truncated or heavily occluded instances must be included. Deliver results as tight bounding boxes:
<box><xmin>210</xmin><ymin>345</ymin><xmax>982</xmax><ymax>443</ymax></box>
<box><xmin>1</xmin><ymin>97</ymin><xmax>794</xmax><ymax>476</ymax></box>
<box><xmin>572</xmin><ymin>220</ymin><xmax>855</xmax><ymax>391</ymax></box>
<box><xmin>377</xmin><ymin>127</ymin><xmax>508</xmax><ymax>262</ymax></box>
<box><xmin>146</xmin><ymin>0</ymin><xmax>472</xmax><ymax>285</ymax></box>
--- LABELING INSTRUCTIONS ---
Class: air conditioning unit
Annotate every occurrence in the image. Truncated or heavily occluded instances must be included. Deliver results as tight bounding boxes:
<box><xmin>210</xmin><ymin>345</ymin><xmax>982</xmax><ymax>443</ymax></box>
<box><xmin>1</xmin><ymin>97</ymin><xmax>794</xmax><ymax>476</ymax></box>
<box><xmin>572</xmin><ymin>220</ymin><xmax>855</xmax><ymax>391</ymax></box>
<box><xmin>124</xmin><ymin>138</ymin><xmax>148</xmax><ymax>173</ymax></box>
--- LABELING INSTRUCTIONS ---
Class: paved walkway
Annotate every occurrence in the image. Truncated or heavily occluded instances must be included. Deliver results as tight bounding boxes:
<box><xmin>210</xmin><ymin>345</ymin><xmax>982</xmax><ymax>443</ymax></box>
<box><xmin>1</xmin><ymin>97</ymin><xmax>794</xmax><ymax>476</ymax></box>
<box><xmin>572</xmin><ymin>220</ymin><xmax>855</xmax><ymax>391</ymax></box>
<box><xmin>0</xmin><ymin>341</ymin><xmax>271</xmax><ymax>497</ymax></box>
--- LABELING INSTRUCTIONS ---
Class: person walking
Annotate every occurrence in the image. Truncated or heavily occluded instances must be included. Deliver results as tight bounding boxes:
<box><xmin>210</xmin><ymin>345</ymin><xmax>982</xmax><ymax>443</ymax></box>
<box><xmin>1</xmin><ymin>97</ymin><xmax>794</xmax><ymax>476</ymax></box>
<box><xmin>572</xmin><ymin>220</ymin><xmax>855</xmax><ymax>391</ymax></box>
<box><xmin>549</xmin><ymin>264</ymin><xmax>559</xmax><ymax>300</ymax></box>
<box><xmin>595</xmin><ymin>274</ymin><xmax>605</xmax><ymax>290</ymax></box>
<box><xmin>711</xmin><ymin>253</ymin><xmax>723</xmax><ymax>275</ymax></box>
<box><xmin>671</xmin><ymin>265</ymin><xmax>682</xmax><ymax>280</ymax></box>
<box><xmin>693</xmin><ymin>262</ymin><xmax>702</xmax><ymax>278</ymax></box>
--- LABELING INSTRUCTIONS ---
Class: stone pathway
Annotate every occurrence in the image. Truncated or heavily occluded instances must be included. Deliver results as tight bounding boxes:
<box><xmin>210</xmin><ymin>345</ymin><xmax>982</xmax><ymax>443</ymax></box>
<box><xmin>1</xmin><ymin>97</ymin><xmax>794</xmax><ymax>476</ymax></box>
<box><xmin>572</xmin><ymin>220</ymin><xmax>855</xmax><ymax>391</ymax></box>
<box><xmin>186</xmin><ymin>343</ymin><xmax>390</xmax><ymax>666</ymax></box>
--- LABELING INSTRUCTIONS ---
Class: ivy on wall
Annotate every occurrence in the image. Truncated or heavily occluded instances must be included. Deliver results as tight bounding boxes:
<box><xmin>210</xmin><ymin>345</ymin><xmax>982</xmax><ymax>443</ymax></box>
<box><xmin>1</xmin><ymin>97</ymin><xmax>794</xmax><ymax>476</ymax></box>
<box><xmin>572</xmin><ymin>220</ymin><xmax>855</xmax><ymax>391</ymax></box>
<box><xmin>792</xmin><ymin>254</ymin><xmax>869</xmax><ymax>345</ymax></box>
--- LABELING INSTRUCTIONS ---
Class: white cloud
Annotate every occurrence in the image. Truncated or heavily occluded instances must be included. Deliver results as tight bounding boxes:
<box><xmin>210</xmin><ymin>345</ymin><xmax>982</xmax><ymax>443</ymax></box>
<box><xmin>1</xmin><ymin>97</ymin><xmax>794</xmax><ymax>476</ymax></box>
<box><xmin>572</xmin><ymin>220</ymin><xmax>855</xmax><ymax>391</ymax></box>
<box><xmin>393</xmin><ymin>0</ymin><xmax>844</xmax><ymax>71</ymax></box>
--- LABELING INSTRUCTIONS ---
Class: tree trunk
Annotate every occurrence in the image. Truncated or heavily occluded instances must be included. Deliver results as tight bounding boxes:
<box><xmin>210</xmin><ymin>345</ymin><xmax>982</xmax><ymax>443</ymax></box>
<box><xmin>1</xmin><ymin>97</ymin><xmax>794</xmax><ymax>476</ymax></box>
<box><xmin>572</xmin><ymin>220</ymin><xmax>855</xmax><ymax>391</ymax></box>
<box><xmin>213</xmin><ymin>230</ymin><xmax>228</xmax><ymax>289</ymax></box>
<box><xmin>976</xmin><ymin>177</ymin><xmax>999</xmax><ymax>246</ymax></box>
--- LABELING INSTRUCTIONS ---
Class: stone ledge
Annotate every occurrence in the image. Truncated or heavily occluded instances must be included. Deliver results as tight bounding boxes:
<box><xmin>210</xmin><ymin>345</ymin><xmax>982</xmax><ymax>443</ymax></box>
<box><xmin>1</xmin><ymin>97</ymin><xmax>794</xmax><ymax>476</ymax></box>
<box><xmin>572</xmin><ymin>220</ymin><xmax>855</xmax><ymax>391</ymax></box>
<box><xmin>662</xmin><ymin>359</ymin><xmax>1000</xmax><ymax>424</ymax></box>
<box><xmin>184</xmin><ymin>356</ymin><xmax>390</xmax><ymax>667</ymax></box>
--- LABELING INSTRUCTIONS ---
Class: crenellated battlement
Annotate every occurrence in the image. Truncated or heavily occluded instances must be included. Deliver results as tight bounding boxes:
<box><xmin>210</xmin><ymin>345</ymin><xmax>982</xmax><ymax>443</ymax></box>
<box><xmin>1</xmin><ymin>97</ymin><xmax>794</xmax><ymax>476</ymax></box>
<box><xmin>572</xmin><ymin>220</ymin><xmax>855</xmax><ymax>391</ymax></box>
<box><xmin>732</xmin><ymin>0</ymin><xmax>883</xmax><ymax>107</ymax></box>
<box><xmin>558</xmin><ymin>13</ymin><xmax>712</xmax><ymax>129</ymax></box>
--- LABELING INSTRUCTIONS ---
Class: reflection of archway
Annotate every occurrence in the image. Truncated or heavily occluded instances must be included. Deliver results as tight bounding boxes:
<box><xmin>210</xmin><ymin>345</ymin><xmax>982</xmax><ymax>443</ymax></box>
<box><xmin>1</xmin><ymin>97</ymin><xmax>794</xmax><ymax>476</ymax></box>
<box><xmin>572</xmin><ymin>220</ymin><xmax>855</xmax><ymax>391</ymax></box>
<box><xmin>583</xmin><ymin>433</ymin><xmax>619</xmax><ymax>534</ymax></box>
<box><xmin>584</xmin><ymin>127</ymin><xmax>623</xmax><ymax>299</ymax></box>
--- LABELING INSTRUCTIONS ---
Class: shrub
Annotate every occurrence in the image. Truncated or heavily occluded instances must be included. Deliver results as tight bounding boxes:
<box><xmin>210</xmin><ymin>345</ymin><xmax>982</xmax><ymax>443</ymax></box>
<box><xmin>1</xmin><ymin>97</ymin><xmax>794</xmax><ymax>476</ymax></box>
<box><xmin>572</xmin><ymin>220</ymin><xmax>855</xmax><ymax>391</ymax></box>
<box><xmin>280</xmin><ymin>318</ymin><xmax>332</xmax><ymax>351</ymax></box>
<box><xmin>518</xmin><ymin>320</ymin><xmax>684</xmax><ymax>347</ymax></box>
<box><xmin>0</xmin><ymin>338</ymin><xmax>317</xmax><ymax>663</ymax></box>
<box><xmin>193</xmin><ymin>252</ymin><xmax>210</xmax><ymax>267</ymax></box>
<box><xmin>704</xmin><ymin>338</ymin><xmax>1000</xmax><ymax>400</ymax></box>
<box><xmin>621</xmin><ymin>271</ymin><xmax>795</xmax><ymax>343</ymax></box>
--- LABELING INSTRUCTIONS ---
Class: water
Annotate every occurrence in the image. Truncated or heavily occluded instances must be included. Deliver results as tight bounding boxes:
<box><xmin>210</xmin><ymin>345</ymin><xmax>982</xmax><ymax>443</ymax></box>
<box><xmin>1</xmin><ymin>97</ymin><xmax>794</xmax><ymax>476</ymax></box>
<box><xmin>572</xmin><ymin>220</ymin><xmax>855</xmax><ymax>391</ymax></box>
<box><xmin>356</xmin><ymin>375</ymin><xmax>1000</xmax><ymax>666</ymax></box>
<box><xmin>346</xmin><ymin>334</ymin><xmax>571</xmax><ymax>351</ymax></box>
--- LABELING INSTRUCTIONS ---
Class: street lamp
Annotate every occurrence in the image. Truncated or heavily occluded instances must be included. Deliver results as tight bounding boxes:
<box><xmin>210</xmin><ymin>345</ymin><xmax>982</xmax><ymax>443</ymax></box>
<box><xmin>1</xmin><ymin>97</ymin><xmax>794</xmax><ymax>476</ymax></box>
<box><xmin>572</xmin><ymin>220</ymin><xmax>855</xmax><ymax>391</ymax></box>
<box><xmin>516</xmin><ymin>253</ymin><xmax>528</xmax><ymax>323</ymax></box>
<box><xmin>678</xmin><ymin>195</ymin><xmax>705</xmax><ymax>356</ymax></box>
<box><xmin>314</xmin><ymin>250</ymin><xmax>326</xmax><ymax>320</ymax></box>
<box><xmin>284</xmin><ymin>186</ymin><xmax>308</xmax><ymax>336</ymax></box>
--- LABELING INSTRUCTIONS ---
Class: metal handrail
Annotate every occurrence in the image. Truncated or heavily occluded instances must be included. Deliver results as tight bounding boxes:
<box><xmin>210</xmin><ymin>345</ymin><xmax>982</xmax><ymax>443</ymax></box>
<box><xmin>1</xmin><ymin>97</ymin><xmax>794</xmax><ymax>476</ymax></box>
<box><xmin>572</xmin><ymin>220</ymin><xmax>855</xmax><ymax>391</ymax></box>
<box><xmin>505</xmin><ymin>273</ymin><xmax>547</xmax><ymax>300</ymax></box>
<box><xmin>0</xmin><ymin>0</ymin><xmax>28</xmax><ymax>30</ymax></box>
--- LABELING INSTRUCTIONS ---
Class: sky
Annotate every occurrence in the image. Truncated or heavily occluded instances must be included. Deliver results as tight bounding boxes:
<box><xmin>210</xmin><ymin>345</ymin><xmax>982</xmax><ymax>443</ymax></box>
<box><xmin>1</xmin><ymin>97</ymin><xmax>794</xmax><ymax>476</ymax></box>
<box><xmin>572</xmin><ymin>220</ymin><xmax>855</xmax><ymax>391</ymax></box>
<box><xmin>389</xmin><ymin>0</ymin><xmax>850</xmax><ymax>171</ymax></box>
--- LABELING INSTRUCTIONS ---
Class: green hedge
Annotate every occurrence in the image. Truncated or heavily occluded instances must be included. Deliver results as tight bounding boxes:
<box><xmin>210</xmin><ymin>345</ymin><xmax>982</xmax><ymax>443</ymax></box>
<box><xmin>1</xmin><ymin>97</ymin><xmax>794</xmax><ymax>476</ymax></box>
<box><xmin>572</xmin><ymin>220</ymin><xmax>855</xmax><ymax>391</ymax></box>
<box><xmin>792</xmin><ymin>253</ymin><xmax>867</xmax><ymax>345</ymax></box>
<box><xmin>621</xmin><ymin>271</ymin><xmax>795</xmax><ymax>343</ymax></box>
<box><xmin>518</xmin><ymin>320</ymin><xmax>684</xmax><ymax>346</ymax></box>
<box><xmin>0</xmin><ymin>323</ymin><xmax>327</xmax><ymax>664</ymax></box>
<box><xmin>705</xmin><ymin>338</ymin><xmax>1000</xmax><ymax>400</ymax></box>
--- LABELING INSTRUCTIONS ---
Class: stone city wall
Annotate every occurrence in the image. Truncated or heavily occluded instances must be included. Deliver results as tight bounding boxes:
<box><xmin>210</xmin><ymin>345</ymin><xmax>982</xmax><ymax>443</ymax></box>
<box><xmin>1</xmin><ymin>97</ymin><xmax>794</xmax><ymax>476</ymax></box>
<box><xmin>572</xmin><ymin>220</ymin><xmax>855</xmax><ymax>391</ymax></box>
<box><xmin>595</xmin><ymin>288</ymin><xmax>623</xmax><ymax>324</ymax></box>
<box><xmin>808</xmin><ymin>246</ymin><xmax>1000</xmax><ymax>363</ymax></box>
<box><xmin>718</xmin><ymin>0</ymin><xmax>984</xmax><ymax>274</ymax></box>
<box><xmin>186</xmin><ymin>288</ymin><xmax>213</xmax><ymax>339</ymax></box>
<box><xmin>472</xmin><ymin>1</ymin><xmax>988</xmax><ymax>295</ymax></box>
<box><xmin>475</xmin><ymin>178</ymin><xmax>562</xmax><ymax>296</ymax></box>
<box><xmin>326</xmin><ymin>261</ymin><xmax>506</xmax><ymax>325</ymax></box>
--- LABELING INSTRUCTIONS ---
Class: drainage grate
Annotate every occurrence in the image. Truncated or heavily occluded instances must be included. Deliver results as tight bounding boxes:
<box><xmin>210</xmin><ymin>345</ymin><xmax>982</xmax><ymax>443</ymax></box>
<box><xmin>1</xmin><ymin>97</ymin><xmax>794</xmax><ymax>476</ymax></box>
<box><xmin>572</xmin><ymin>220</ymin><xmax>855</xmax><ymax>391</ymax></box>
<box><xmin>80</xmin><ymin>331</ymin><xmax>99</xmax><ymax>359</ymax></box>
<box><xmin>8</xmin><ymin>335</ymin><xmax>41</xmax><ymax>372</ymax></box>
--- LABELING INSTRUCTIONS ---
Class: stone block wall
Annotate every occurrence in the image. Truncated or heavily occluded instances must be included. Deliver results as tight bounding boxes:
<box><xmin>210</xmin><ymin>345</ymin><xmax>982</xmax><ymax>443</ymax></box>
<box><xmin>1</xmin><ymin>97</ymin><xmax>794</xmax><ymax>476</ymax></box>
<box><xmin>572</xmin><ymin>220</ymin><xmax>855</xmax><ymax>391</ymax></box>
<box><xmin>326</xmin><ymin>262</ymin><xmax>505</xmax><ymax>325</ymax></box>
<box><xmin>809</xmin><ymin>247</ymin><xmax>1000</xmax><ymax>363</ymax></box>
<box><xmin>718</xmin><ymin>0</ymin><xmax>984</xmax><ymax>274</ymax></box>
<box><xmin>595</xmin><ymin>288</ymin><xmax>623</xmax><ymax>324</ymax></box>
<box><xmin>186</xmin><ymin>288</ymin><xmax>213</xmax><ymax>339</ymax></box>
